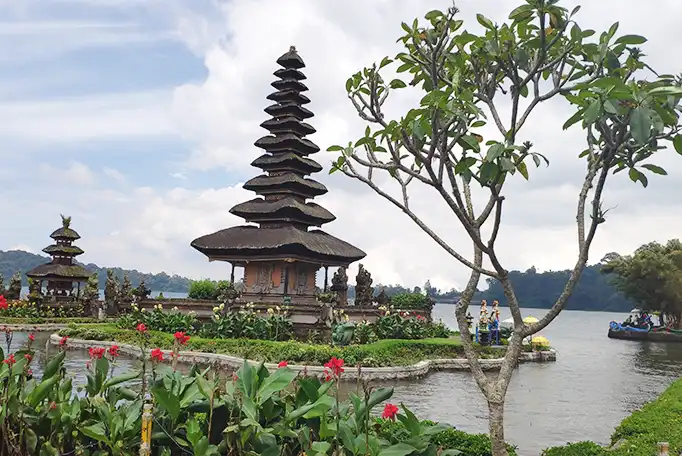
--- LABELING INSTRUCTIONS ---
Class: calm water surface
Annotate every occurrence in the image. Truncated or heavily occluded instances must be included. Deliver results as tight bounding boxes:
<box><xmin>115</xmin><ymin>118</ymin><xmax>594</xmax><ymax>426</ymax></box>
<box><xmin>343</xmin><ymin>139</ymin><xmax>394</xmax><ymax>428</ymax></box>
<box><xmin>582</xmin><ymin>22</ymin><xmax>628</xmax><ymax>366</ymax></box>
<box><xmin>9</xmin><ymin>304</ymin><xmax>681</xmax><ymax>456</ymax></box>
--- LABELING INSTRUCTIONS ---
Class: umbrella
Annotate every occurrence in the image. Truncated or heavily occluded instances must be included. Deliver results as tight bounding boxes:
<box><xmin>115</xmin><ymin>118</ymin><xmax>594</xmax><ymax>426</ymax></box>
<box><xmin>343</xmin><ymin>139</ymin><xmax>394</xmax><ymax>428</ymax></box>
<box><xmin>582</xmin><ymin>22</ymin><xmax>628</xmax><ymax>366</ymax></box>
<box><xmin>531</xmin><ymin>335</ymin><xmax>550</xmax><ymax>346</ymax></box>
<box><xmin>523</xmin><ymin>316</ymin><xmax>539</xmax><ymax>324</ymax></box>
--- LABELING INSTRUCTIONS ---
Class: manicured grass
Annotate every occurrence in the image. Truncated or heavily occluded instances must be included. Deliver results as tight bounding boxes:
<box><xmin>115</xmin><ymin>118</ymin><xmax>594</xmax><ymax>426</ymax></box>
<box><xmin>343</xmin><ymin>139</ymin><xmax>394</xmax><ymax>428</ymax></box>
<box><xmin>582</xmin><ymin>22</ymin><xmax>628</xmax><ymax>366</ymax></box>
<box><xmin>542</xmin><ymin>378</ymin><xmax>682</xmax><ymax>456</ymax></box>
<box><xmin>58</xmin><ymin>324</ymin><xmax>504</xmax><ymax>367</ymax></box>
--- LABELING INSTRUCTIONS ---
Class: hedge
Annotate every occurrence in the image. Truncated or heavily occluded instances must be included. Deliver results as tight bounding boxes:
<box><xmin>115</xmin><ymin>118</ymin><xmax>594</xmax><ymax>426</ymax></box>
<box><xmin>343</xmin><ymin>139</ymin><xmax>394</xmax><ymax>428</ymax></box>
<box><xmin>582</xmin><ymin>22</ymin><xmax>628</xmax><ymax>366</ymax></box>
<box><xmin>0</xmin><ymin>317</ymin><xmax>99</xmax><ymax>325</ymax></box>
<box><xmin>58</xmin><ymin>324</ymin><xmax>506</xmax><ymax>367</ymax></box>
<box><xmin>543</xmin><ymin>378</ymin><xmax>682</xmax><ymax>455</ymax></box>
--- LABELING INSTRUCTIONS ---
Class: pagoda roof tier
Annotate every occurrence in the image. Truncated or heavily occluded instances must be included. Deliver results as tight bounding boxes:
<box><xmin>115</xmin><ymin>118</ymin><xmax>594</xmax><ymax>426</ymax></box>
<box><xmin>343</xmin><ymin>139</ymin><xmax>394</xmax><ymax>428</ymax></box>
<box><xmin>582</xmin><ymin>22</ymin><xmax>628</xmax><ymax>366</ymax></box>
<box><xmin>271</xmin><ymin>79</ymin><xmax>308</xmax><ymax>92</ymax></box>
<box><xmin>260</xmin><ymin>117</ymin><xmax>316</xmax><ymax>137</ymax></box>
<box><xmin>243</xmin><ymin>174</ymin><xmax>327</xmax><ymax>198</ymax></box>
<box><xmin>251</xmin><ymin>153</ymin><xmax>322</xmax><ymax>174</ymax></box>
<box><xmin>50</xmin><ymin>226</ymin><xmax>81</xmax><ymax>240</ymax></box>
<box><xmin>191</xmin><ymin>225</ymin><xmax>366</xmax><ymax>266</ymax></box>
<box><xmin>26</xmin><ymin>262</ymin><xmax>91</xmax><ymax>281</ymax></box>
<box><xmin>266</xmin><ymin>90</ymin><xmax>310</xmax><ymax>105</ymax></box>
<box><xmin>273</xmin><ymin>67</ymin><xmax>306</xmax><ymax>81</ymax></box>
<box><xmin>276</xmin><ymin>47</ymin><xmax>306</xmax><ymax>69</ymax></box>
<box><xmin>42</xmin><ymin>244</ymin><xmax>85</xmax><ymax>256</ymax></box>
<box><xmin>264</xmin><ymin>102</ymin><xmax>313</xmax><ymax>120</ymax></box>
<box><xmin>255</xmin><ymin>133</ymin><xmax>319</xmax><ymax>155</ymax></box>
<box><xmin>230</xmin><ymin>197</ymin><xmax>335</xmax><ymax>226</ymax></box>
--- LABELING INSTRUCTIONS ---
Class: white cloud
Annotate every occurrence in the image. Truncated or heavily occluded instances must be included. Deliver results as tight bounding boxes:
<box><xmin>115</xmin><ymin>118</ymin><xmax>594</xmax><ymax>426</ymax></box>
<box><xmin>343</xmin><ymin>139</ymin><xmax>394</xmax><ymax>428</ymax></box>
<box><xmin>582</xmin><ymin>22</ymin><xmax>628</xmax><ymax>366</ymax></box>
<box><xmin>4</xmin><ymin>0</ymin><xmax>682</xmax><ymax>293</ymax></box>
<box><xmin>38</xmin><ymin>161</ymin><xmax>96</xmax><ymax>186</ymax></box>
<box><xmin>103</xmin><ymin>167</ymin><xmax>126</xmax><ymax>183</ymax></box>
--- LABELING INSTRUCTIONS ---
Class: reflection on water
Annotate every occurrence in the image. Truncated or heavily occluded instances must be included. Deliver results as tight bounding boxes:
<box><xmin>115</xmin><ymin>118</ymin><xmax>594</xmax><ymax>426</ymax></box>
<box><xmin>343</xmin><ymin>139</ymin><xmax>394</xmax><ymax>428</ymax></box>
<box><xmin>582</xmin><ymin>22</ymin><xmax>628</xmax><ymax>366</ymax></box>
<box><xmin>7</xmin><ymin>305</ymin><xmax>682</xmax><ymax>456</ymax></box>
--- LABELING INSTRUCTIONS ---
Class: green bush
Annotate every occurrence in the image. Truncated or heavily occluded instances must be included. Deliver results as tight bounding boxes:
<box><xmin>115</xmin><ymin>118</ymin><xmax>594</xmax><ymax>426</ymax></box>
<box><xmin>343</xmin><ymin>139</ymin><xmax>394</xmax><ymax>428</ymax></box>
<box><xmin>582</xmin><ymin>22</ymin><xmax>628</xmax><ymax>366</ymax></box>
<box><xmin>187</xmin><ymin>279</ymin><xmax>231</xmax><ymax>300</ymax></box>
<box><xmin>390</xmin><ymin>292</ymin><xmax>435</xmax><ymax>311</ymax></box>
<box><xmin>543</xmin><ymin>378</ymin><xmax>682</xmax><ymax>456</ymax></box>
<box><xmin>0</xmin><ymin>316</ymin><xmax>98</xmax><ymax>325</ymax></box>
<box><xmin>375</xmin><ymin>418</ymin><xmax>518</xmax><ymax>456</ymax></box>
<box><xmin>59</xmin><ymin>324</ymin><xmax>505</xmax><ymax>367</ymax></box>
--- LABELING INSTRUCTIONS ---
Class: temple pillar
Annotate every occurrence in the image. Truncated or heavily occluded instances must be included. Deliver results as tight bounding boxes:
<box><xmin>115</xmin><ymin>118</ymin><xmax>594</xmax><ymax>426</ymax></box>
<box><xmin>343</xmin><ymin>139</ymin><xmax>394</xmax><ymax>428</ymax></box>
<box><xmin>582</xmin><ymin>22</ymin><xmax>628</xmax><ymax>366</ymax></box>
<box><xmin>323</xmin><ymin>266</ymin><xmax>329</xmax><ymax>292</ymax></box>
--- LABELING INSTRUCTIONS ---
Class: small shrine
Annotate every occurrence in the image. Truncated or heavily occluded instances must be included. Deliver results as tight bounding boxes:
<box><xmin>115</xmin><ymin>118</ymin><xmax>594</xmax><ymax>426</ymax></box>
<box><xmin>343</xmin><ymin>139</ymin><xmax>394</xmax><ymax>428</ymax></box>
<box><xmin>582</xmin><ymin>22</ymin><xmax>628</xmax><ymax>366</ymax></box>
<box><xmin>191</xmin><ymin>46</ymin><xmax>366</xmax><ymax>306</ymax></box>
<box><xmin>26</xmin><ymin>215</ymin><xmax>91</xmax><ymax>299</ymax></box>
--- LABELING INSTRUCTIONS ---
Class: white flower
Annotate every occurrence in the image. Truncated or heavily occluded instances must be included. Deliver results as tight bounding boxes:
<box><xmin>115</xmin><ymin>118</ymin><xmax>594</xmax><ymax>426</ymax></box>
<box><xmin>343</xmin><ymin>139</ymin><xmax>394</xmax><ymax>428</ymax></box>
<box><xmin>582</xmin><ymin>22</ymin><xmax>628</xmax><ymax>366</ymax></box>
<box><xmin>219</xmin><ymin>303</ymin><xmax>225</xmax><ymax>310</ymax></box>
<box><xmin>267</xmin><ymin>308</ymin><xmax>275</xmax><ymax>314</ymax></box>
<box><xmin>276</xmin><ymin>306</ymin><xmax>281</xmax><ymax>312</ymax></box>
<box><xmin>141</xmin><ymin>308</ymin><xmax>146</xmax><ymax>313</ymax></box>
<box><xmin>173</xmin><ymin>306</ymin><xmax>179</xmax><ymax>311</ymax></box>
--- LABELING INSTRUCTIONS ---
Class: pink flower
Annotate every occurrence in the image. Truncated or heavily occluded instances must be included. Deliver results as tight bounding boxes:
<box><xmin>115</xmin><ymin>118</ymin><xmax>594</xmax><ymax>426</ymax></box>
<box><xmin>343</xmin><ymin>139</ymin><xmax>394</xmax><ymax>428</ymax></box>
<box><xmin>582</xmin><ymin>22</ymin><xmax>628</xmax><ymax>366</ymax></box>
<box><xmin>278</xmin><ymin>361</ymin><xmax>288</xmax><ymax>368</ymax></box>
<box><xmin>136</xmin><ymin>323</ymin><xmax>147</xmax><ymax>333</ymax></box>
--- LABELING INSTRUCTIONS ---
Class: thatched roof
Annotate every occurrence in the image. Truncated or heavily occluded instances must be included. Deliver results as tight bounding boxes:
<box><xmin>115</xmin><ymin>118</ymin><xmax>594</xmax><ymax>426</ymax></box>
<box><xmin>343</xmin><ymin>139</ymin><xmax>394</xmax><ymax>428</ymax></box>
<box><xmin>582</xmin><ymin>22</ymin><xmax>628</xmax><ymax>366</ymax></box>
<box><xmin>260</xmin><ymin>117</ymin><xmax>316</xmax><ymax>136</ymax></box>
<box><xmin>254</xmin><ymin>133</ymin><xmax>319</xmax><ymax>155</ymax></box>
<box><xmin>276</xmin><ymin>46</ymin><xmax>305</xmax><ymax>69</ymax></box>
<box><xmin>244</xmin><ymin>174</ymin><xmax>327</xmax><ymax>197</ymax></box>
<box><xmin>42</xmin><ymin>244</ymin><xmax>84</xmax><ymax>256</ymax></box>
<box><xmin>266</xmin><ymin>90</ymin><xmax>310</xmax><ymax>105</ymax></box>
<box><xmin>191</xmin><ymin>225</ymin><xmax>366</xmax><ymax>265</ymax></box>
<box><xmin>251</xmin><ymin>153</ymin><xmax>322</xmax><ymax>174</ymax></box>
<box><xmin>50</xmin><ymin>227</ymin><xmax>81</xmax><ymax>240</ymax></box>
<box><xmin>264</xmin><ymin>102</ymin><xmax>313</xmax><ymax>120</ymax></box>
<box><xmin>273</xmin><ymin>68</ymin><xmax>306</xmax><ymax>81</ymax></box>
<box><xmin>230</xmin><ymin>197</ymin><xmax>335</xmax><ymax>225</ymax></box>
<box><xmin>271</xmin><ymin>79</ymin><xmax>308</xmax><ymax>92</ymax></box>
<box><xmin>26</xmin><ymin>262</ymin><xmax>91</xmax><ymax>280</ymax></box>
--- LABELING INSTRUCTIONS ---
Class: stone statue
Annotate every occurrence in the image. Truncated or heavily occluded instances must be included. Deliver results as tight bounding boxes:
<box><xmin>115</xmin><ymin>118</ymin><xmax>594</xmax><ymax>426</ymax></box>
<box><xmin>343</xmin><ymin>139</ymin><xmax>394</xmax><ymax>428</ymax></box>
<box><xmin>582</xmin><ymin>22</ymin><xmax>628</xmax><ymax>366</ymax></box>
<box><xmin>27</xmin><ymin>278</ymin><xmax>43</xmax><ymax>307</ymax></box>
<box><xmin>354</xmin><ymin>264</ymin><xmax>374</xmax><ymax>307</ymax></box>
<box><xmin>6</xmin><ymin>272</ymin><xmax>22</xmax><ymax>300</ymax></box>
<box><xmin>119</xmin><ymin>274</ymin><xmax>134</xmax><ymax>307</ymax></box>
<box><xmin>104</xmin><ymin>269</ymin><xmax>119</xmax><ymax>314</ymax></box>
<box><xmin>479</xmin><ymin>300</ymin><xmax>489</xmax><ymax>328</ymax></box>
<box><xmin>0</xmin><ymin>273</ymin><xmax>4</xmax><ymax>296</ymax></box>
<box><xmin>331</xmin><ymin>322</ymin><xmax>356</xmax><ymax>346</ymax></box>
<box><xmin>133</xmin><ymin>279</ymin><xmax>151</xmax><ymax>301</ymax></box>
<box><xmin>375</xmin><ymin>287</ymin><xmax>390</xmax><ymax>307</ymax></box>
<box><xmin>330</xmin><ymin>267</ymin><xmax>349</xmax><ymax>306</ymax></box>
<box><xmin>82</xmin><ymin>273</ymin><xmax>100</xmax><ymax>317</ymax></box>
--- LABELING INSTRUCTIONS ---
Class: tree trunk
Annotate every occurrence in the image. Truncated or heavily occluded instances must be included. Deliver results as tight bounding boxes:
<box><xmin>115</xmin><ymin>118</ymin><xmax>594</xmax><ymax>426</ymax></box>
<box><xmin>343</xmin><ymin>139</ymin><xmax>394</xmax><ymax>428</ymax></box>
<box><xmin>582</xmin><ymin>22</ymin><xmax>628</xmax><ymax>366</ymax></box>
<box><xmin>488</xmin><ymin>400</ymin><xmax>508</xmax><ymax>456</ymax></box>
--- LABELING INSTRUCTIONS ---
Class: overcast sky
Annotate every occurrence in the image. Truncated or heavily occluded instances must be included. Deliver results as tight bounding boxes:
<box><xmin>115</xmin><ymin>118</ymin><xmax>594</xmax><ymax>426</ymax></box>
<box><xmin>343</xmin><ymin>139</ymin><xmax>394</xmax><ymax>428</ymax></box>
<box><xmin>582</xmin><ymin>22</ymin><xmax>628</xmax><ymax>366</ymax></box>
<box><xmin>2</xmin><ymin>0</ymin><xmax>682</xmax><ymax>292</ymax></box>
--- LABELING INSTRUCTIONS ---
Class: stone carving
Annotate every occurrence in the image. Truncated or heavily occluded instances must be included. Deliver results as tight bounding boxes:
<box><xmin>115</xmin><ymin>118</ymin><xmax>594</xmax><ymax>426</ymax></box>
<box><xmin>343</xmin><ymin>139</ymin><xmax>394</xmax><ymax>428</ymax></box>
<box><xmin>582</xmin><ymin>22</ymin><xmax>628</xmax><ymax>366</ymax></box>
<box><xmin>329</xmin><ymin>267</ymin><xmax>348</xmax><ymax>306</ymax></box>
<box><xmin>375</xmin><ymin>287</ymin><xmax>390</xmax><ymax>307</ymax></box>
<box><xmin>104</xmin><ymin>269</ymin><xmax>120</xmax><ymax>314</ymax></box>
<box><xmin>354</xmin><ymin>264</ymin><xmax>374</xmax><ymax>307</ymax></box>
<box><xmin>295</xmin><ymin>269</ymin><xmax>308</xmax><ymax>295</ymax></box>
<box><xmin>27</xmin><ymin>278</ymin><xmax>43</xmax><ymax>306</ymax></box>
<box><xmin>332</xmin><ymin>322</ymin><xmax>356</xmax><ymax>346</ymax></box>
<box><xmin>0</xmin><ymin>273</ymin><xmax>4</xmax><ymax>296</ymax></box>
<box><xmin>133</xmin><ymin>279</ymin><xmax>151</xmax><ymax>301</ymax></box>
<box><xmin>119</xmin><ymin>274</ymin><xmax>134</xmax><ymax>307</ymax></box>
<box><xmin>254</xmin><ymin>264</ymin><xmax>273</xmax><ymax>294</ymax></box>
<box><xmin>6</xmin><ymin>272</ymin><xmax>22</xmax><ymax>300</ymax></box>
<box><xmin>82</xmin><ymin>273</ymin><xmax>100</xmax><ymax>317</ymax></box>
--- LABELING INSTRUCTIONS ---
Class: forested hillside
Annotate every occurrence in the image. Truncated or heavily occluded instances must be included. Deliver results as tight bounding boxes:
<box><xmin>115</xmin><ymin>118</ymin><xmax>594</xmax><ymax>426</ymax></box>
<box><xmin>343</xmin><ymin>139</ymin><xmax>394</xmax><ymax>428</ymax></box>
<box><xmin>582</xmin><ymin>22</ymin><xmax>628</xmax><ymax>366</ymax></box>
<box><xmin>0</xmin><ymin>250</ymin><xmax>191</xmax><ymax>292</ymax></box>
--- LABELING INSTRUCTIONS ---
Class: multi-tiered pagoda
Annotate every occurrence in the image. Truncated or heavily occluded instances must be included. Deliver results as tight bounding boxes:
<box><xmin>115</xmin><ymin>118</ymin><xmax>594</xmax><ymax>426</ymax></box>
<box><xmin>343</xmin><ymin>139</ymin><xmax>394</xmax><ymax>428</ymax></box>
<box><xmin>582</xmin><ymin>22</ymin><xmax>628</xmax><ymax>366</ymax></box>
<box><xmin>26</xmin><ymin>215</ymin><xmax>91</xmax><ymax>298</ymax></box>
<box><xmin>191</xmin><ymin>46</ymin><xmax>366</xmax><ymax>305</ymax></box>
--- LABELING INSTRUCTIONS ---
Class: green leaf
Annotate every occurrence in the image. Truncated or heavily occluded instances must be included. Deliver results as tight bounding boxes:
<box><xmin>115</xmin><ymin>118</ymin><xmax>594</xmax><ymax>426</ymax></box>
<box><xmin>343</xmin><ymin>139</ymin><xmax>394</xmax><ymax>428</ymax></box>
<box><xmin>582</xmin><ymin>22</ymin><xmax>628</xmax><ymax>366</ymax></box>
<box><xmin>103</xmin><ymin>371</ymin><xmax>140</xmax><ymax>390</ymax></box>
<box><xmin>378</xmin><ymin>443</ymin><xmax>418</xmax><ymax>456</ymax></box>
<box><xmin>454</xmin><ymin>157</ymin><xmax>477</xmax><ymax>174</ymax></box>
<box><xmin>389</xmin><ymin>79</ymin><xmax>407</xmax><ymax>89</ymax></box>
<box><xmin>508</xmin><ymin>5</ymin><xmax>533</xmax><ymax>20</ymax></box>
<box><xmin>79</xmin><ymin>422</ymin><xmax>108</xmax><ymax>443</ymax></box>
<box><xmin>39</xmin><ymin>443</ymin><xmax>59</xmax><ymax>456</ymax></box>
<box><xmin>583</xmin><ymin>100</ymin><xmax>601</xmax><ymax>126</ymax></box>
<box><xmin>603</xmin><ymin>99</ymin><xmax>619</xmax><ymax>115</ymax></box>
<box><xmin>563</xmin><ymin>110</ymin><xmax>584</xmax><ymax>130</ymax></box>
<box><xmin>152</xmin><ymin>386</ymin><xmax>181</xmax><ymax>421</ymax></box>
<box><xmin>24</xmin><ymin>428</ymin><xmax>37</xmax><ymax>454</ymax></box>
<box><xmin>615</xmin><ymin>34</ymin><xmax>647</xmax><ymax>45</ymax></box>
<box><xmin>628</xmin><ymin>168</ymin><xmax>648</xmax><ymax>188</ymax></box>
<box><xmin>641</xmin><ymin>164</ymin><xmax>667</xmax><ymax>175</ymax></box>
<box><xmin>629</xmin><ymin>107</ymin><xmax>651</xmax><ymax>145</ymax></box>
<box><xmin>42</xmin><ymin>350</ymin><xmax>65</xmax><ymax>380</ymax></box>
<box><xmin>500</xmin><ymin>157</ymin><xmax>515</xmax><ymax>172</ymax></box>
<box><xmin>311</xmin><ymin>441</ymin><xmax>332</xmax><ymax>455</ymax></box>
<box><xmin>345</xmin><ymin>78</ymin><xmax>352</xmax><ymax>93</ymax></box>
<box><xmin>424</xmin><ymin>10</ymin><xmax>443</xmax><ymax>21</ymax></box>
<box><xmin>648</xmin><ymin>86</ymin><xmax>682</xmax><ymax>96</ymax></box>
<box><xmin>476</xmin><ymin>14</ymin><xmax>494</xmax><ymax>30</ymax></box>
<box><xmin>326</xmin><ymin>145</ymin><xmax>343</xmax><ymax>152</ymax></box>
<box><xmin>257</xmin><ymin>367</ymin><xmax>296</xmax><ymax>405</ymax></box>
<box><xmin>379</xmin><ymin>56</ymin><xmax>393</xmax><ymax>69</ymax></box>
<box><xmin>27</xmin><ymin>376</ymin><xmax>59</xmax><ymax>407</ymax></box>
<box><xmin>673</xmin><ymin>135</ymin><xmax>682</xmax><ymax>155</ymax></box>
<box><xmin>517</xmin><ymin>161</ymin><xmax>529</xmax><ymax>180</ymax></box>
<box><xmin>485</xmin><ymin>143</ymin><xmax>505</xmax><ymax>162</ymax></box>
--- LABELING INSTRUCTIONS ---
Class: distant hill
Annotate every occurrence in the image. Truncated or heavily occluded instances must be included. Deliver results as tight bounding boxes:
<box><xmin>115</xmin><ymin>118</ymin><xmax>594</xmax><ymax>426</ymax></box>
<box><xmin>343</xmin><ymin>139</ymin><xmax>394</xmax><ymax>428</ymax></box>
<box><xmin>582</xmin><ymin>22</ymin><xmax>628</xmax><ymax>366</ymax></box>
<box><xmin>0</xmin><ymin>250</ymin><xmax>191</xmax><ymax>292</ymax></box>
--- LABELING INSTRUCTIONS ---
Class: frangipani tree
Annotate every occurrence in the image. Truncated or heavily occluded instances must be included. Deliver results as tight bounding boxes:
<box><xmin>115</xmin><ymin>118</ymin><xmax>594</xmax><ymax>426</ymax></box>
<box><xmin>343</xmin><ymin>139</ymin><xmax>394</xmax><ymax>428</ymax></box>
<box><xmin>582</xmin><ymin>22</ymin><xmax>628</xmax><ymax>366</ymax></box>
<box><xmin>328</xmin><ymin>1</ymin><xmax>682</xmax><ymax>454</ymax></box>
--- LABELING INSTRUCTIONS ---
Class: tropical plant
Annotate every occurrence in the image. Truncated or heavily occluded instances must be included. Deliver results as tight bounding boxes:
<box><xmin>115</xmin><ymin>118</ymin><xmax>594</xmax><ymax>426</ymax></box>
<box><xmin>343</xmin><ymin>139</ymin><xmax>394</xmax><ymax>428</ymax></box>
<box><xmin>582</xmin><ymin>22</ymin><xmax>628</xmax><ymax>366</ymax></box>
<box><xmin>199</xmin><ymin>303</ymin><xmax>294</xmax><ymax>341</ymax></box>
<box><xmin>116</xmin><ymin>302</ymin><xmax>200</xmax><ymax>334</ymax></box>
<box><xmin>188</xmin><ymin>279</ymin><xmax>233</xmax><ymax>301</ymax></box>
<box><xmin>328</xmin><ymin>2</ymin><xmax>682</xmax><ymax>454</ymax></box>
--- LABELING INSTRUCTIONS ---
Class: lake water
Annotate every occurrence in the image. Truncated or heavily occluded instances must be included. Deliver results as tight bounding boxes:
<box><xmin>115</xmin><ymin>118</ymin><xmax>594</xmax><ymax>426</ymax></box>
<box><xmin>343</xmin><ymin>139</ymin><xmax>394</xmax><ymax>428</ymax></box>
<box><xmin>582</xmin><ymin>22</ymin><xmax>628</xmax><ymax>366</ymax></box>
<box><xmin>8</xmin><ymin>304</ymin><xmax>680</xmax><ymax>456</ymax></box>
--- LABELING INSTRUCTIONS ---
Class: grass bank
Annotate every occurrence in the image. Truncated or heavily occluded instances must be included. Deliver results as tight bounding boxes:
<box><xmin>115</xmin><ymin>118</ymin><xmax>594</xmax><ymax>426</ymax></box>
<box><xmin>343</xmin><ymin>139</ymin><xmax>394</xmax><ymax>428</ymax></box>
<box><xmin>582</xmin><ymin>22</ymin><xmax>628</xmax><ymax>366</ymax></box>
<box><xmin>543</xmin><ymin>378</ymin><xmax>682</xmax><ymax>456</ymax></box>
<box><xmin>0</xmin><ymin>317</ymin><xmax>99</xmax><ymax>325</ymax></box>
<box><xmin>58</xmin><ymin>324</ymin><xmax>506</xmax><ymax>367</ymax></box>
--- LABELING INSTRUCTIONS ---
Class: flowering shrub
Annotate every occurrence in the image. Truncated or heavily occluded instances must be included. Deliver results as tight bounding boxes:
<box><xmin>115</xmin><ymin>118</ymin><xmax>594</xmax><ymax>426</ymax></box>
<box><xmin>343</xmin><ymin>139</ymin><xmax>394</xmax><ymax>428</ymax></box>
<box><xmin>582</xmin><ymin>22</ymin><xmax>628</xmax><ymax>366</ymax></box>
<box><xmin>199</xmin><ymin>303</ymin><xmax>294</xmax><ymax>341</ymax></box>
<box><xmin>390</xmin><ymin>292</ymin><xmax>436</xmax><ymax>311</ymax></box>
<box><xmin>187</xmin><ymin>279</ymin><xmax>232</xmax><ymax>300</ymax></box>
<box><xmin>353</xmin><ymin>307</ymin><xmax>451</xmax><ymax>342</ymax></box>
<box><xmin>0</xmin><ymin>297</ymin><xmax>84</xmax><ymax>319</ymax></box>
<box><xmin>116</xmin><ymin>302</ymin><xmax>200</xmax><ymax>334</ymax></box>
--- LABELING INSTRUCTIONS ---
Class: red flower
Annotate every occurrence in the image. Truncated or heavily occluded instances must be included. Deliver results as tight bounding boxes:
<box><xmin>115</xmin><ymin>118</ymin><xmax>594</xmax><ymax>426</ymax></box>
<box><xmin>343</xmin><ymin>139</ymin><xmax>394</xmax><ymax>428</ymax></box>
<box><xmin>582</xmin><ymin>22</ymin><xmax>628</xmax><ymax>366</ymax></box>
<box><xmin>173</xmin><ymin>332</ymin><xmax>190</xmax><ymax>345</ymax></box>
<box><xmin>49</xmin><ymin>401</ymin><xmax>57</xmax><ymax>410</ymax></box>
<box><xmin>278</xmin><ymin>360</ymin><xmax>288</xmax><ymax>368</ymax></box>
<box><xmin>136</xmin><ymin>323</ymin><xmax>147</xmax><ymax>333</ymax></box>
<box><xmin>59</xmin><ymin>336</ymin><xmax>68</xmax><ymax>346</ymax></box>
<box><xmin>24</xmin><ymin>354</ymin><xmax>32</xmax><ymax>362</ymax></box>
<box><xmin>416</xmin><ymin>315</ymin><xmax>425</xmax><ymax>321</ymax></box>
<box><xmin>232</xmin><ymin>373</ymin><xmax>239</xmax><ymax>383</ymax></box>
<box><xmin>88</xmin><ymin>347</ymin><xmax>105</xmax><ymax>359</ymax></box>
<box><xmin>108</xmin><ymin>345</ymin><xmax>120</xmax><ymax>358</ymax></box>
<box><xmin>324</xmin><ymin>357</ymin><xmax>344</xmax><ymax>379</ymax></box>
<box><xmin>0</xmin><ymin>296</ymin><xmax>7</xmax><ymax>310</ymax></box>
<box><xmin>28</xmin><ymin>333</ymin><xmax>35</xmax><ymax>342</ymax></box>
<box><xmin>150</xmin><ymin>348</ymin><xmax>164</xmax><ymax>362</ymax></box>
<box><xmin>3</xmin><ymin>354</ymin><xmax>16</xmax><ymax>366</ymax></box>
<box><xmin>382</xmin><ymin>403</ymin><xmax>399</xmax><ymax>420</ymax></box>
